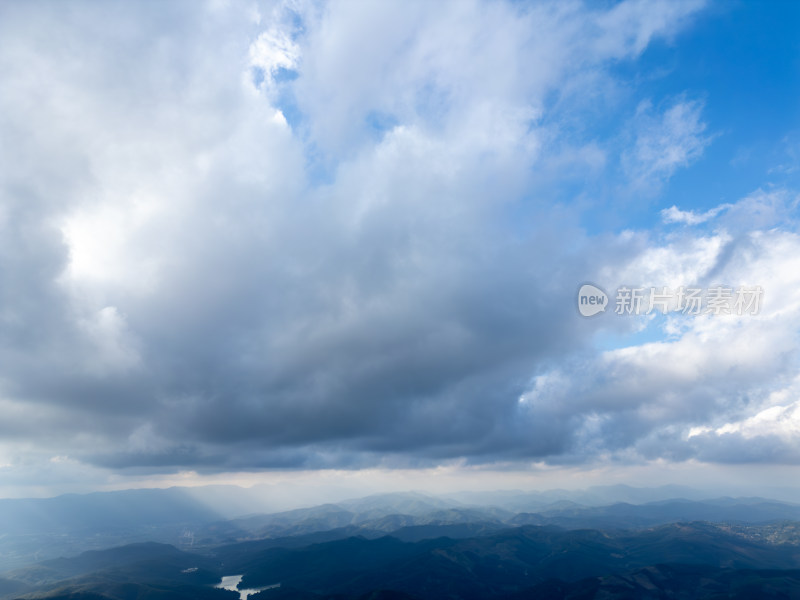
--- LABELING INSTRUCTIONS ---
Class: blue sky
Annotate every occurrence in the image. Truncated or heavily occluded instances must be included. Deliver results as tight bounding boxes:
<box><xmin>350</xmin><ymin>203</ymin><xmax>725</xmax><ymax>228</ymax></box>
<box><xmin>540</xmin><ymin>1</ymin><xmax>800</xmax><ymax>234</ymax></box>
<box><xmin>626</xmin><ymin>1</ymin><xmax>800</xmax><ymax>222</ymax></box>
<box><xmin>1</xmin><ymin>0</ymin><xmax>800</xmax><ymax>498</ymax></box>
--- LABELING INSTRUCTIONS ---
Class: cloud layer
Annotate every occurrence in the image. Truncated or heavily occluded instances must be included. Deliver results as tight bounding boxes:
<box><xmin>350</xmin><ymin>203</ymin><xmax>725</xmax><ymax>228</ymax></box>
<box><xmin>3</xmin><ymin>0</ymin><xmax>800</xmax><ymax>489</ymax></box>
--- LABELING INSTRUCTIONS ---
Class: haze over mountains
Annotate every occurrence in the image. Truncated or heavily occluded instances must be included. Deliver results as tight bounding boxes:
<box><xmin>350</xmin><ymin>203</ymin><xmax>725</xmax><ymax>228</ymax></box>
<box><xmin>3</xmin><ymin>485</ymin><xmax>800</xmax><ymax>599</ymax></box>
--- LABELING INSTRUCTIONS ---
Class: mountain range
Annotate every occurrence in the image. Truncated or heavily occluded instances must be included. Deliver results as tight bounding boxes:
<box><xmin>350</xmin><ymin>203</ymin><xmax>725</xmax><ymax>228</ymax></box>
<box><xmin>3</xmin><ymin>486</ymin><xmax>800</xmax><ymax>599</ymax></box>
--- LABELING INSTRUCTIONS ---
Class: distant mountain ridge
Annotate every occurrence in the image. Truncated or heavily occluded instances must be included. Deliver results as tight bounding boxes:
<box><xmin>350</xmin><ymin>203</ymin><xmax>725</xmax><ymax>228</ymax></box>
<box><xmin>6</xmin><ymin>521</ymin><xmax>800</xmax><ymax>600</ymax></box>
<box><xmin>3</xmin><ymin>486</ymin><xmax>800</xmax><ymax>573</ymax></box>
<box><xmin>195</xmin><ymin>493</ymin><xmax>800</xmax><ymax>546</ymax></box>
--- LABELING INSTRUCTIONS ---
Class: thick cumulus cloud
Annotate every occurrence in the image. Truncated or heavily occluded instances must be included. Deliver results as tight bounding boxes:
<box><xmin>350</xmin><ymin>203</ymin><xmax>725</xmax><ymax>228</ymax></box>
<box><xmin>521</xmin><ymin>190</ymin><xmax>800</xmax><ymax>465</ymax></box>
<box><xmin>13</xmin><ymin>0</ymin><xmax>800</xmax><ymax>480</ymax></box>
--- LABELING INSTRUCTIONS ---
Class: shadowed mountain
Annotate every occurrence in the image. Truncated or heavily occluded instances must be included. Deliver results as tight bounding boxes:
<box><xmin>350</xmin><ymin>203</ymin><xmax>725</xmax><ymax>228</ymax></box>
<box><xmin>509</xmin><ymin>498</ymin><xmax>800</xmax><ymax>530</ymax></box>
<box><xmin>229</xmin><ymin>522</ymin><xmax>800</xmax><ymax>599</ymax></box>
<box><xmin>0</xmin><ymin>579</ymin><xmax>30</xmax><ymax>598</ymax></box>
<box><xmin>3</xmin><ymin>542</ymin><xmax>227</xmax><ymax>600</ymax></box>
<box><xmin>502</xmin><ymin>564</ymin><xmax>800</xmax><ymax>600</ymax></box>
<box><xmin>197</xmin><ymin>494</ymin><xmax>510</xmax><ymax>543</ymax></box>
<box><xmin>5</xmin><ymin>520</ymin><xmax>800</xmax><ymax>600</ymax></box>
<box><xmin>5</xmin><ymin>487</ymin><xmax>800</xmax><ymax>575</ymax></box>
<box><xmin>0</xmin><ymin>489</ymin><xmax>228</xmax><ymax>572</ymax></box>
<box><xmin>202</xmin><ymin>495</ymin><xmax>800</xmax><ymax>548</ymax></box>
<box><xmin>6</xmin><ymin>542</ymin><xmax>220</xmax><ymax>587</ymax></box>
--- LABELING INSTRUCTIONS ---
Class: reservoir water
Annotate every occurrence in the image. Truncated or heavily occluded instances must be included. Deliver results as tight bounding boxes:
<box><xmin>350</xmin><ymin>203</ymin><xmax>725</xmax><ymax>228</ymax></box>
<box><xmin>214</xmin><ymin>574</ymin><xmax>280</xmax><ymax>600</ymax></box>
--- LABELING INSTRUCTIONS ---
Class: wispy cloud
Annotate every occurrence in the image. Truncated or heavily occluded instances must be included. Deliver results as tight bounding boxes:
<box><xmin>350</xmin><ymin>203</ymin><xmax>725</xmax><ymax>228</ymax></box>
<box><xmin>623</xmin><ymin>98</ymin><xmax>713</xmax><ymax>192</ymax></box>
<box><xmin>661</xmin><ymin>203</ymin><xmax>732</xmax><ymax>225</ymax></box>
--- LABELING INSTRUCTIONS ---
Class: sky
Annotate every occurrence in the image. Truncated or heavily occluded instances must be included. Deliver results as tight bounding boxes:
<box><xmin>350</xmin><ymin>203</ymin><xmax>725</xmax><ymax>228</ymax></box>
<box><xmin>1</xmin><ymin>0</ymin><xmax>800</xmax><ymax>500</ymax></box>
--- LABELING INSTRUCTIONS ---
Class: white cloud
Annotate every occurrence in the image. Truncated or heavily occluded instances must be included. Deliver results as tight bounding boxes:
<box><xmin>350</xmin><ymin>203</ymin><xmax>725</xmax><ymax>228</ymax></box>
<box><xmin>623</xmin><ymin>98</ymin><xmax>712</xmax><ymax>192</ymax></box>
<box><xmin>593</xmin><ymin>0</ymin><xmax>706</xmax><ymax>57</ymax></box>
<box><xmin>249</xmin><ymin>26</ymin><xmax>300</xmax><ymax>84</ymax></box>
<box><xmin>661</xmin><ymin>203</ymin><xmax>732</xmax><ymax>225</ymax></box>
<box><xmin>2</xmin><ymin>0</ymin><xmax>759</xmax><ymax>494</ymax></box>
<box><xmin>663</xmin><ymin>190</ymin><xmax>798</xmax><ymax>229</ymax></box>
<box><xmin>518</xmin><ymin>191</ymin><xmax>800</xmax><ymax>464</ymax></box>
<box><xmin>717</xmin><ymin>403</ymin><xmax>800</xmax><ymax>440</ymax></box>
